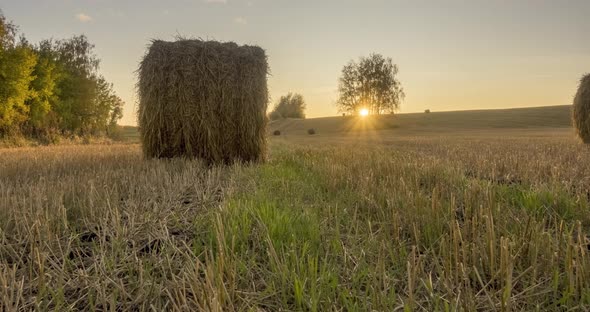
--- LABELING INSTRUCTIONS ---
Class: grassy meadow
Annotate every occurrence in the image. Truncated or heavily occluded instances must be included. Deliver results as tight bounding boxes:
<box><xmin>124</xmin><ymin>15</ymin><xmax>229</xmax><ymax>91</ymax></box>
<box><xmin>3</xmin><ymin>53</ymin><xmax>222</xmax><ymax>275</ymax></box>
<box><xmin>2</xmin><ymin>106</ymin><xmax>590</xmax><ymax>311</ymax></box>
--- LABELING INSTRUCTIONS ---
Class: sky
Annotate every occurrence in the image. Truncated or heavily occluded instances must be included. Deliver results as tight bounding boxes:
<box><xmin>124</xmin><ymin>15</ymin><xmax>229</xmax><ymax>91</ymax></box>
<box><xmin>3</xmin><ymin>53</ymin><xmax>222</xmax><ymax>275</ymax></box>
<box><xmin>1</xmin><ymin>0</ymin><xmax>589</xmax><ymax>126</ymax></box>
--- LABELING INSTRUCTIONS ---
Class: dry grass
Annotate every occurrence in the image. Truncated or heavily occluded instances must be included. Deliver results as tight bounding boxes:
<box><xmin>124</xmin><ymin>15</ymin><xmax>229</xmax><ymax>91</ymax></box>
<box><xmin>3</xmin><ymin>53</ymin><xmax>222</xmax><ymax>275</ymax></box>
<box><xmin>0</xmin><ymin>145</ymin><xmax>233</xmax><ymax>310</ymax></box>
<box><xmin>138</xmin><ymin>39</ymin><xmax>268</xmax><ymax>164</ymax></box>
<box><xmin>1</xmin><ymin>127</ymin><xmax>590</xmax><ymax>311</ymax></box>
<box><xmin>574</xmin><ymin>74</ymin><xmax>590</xmax><ymax>143</ymax></box>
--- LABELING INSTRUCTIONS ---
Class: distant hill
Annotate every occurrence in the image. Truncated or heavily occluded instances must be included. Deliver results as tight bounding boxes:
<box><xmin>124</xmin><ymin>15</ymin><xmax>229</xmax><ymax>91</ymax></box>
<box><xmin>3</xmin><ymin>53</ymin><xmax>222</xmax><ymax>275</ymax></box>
<box><xmin>122</xmin><ymin>105</ymin><xmax>573</xmax><ymax>141</ymax></box>
<box><xmin>269</xmin><ymin>105</ymin><xmax>572</xmax><ymax>136</ymax></box>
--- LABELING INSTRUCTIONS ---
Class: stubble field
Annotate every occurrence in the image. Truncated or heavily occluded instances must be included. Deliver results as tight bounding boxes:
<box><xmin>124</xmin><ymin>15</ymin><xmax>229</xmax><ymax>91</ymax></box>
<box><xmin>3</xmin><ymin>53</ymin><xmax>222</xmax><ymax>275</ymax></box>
<box><xmin>1</xmin><ymin>106</ymin><xmax>589</xmax><ymax>311</ymax></box>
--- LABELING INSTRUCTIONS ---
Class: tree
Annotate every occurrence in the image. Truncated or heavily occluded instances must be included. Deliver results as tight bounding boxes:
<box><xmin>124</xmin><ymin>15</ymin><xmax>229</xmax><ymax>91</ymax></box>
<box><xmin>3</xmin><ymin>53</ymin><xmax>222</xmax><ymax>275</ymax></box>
<box><xmin>0</xmin><ymin>17</ymin><xmax>37</xmax><ymax>134</ymax></box>
<box><xmin>0</xmin><ymin>11</ymin><xmax>124</xmax><ymax>140</ymax></box>
<box><xmin>52</xmin><ymin>35</ymin><xmax>101</xmax><ymax>134</ymax></box>
<box><xmin>25</xmin><ymin>40</ymin><xmax>62</xmax><ymax>132</ymax></box>
<box><xmin>269</xmin><ymin>92</ymin><xmax>306</xmax><ymax>120</ymax></box>
<box><xmin>95</xmin><ymin>76</ymin><xmax>124</xmax><ymax>134</ymax></box>
<box><xmin>42</xmin><ymin>35</ymin><xmax>122</xmax><ymax>135</ymax></box>
<box><xmin>0</xmin><ymin>45</ymin><xmax>37</xmax><ymax>134</ymax></box>
<box><xmin>336</xmin><ymin>53</ymin><xmax>404</xmax><ymax>115</ymax></box>
<box><xmin>0</xmin><ymin>10</ymin><xmax>17</xmax><ymax>50</ymax></box>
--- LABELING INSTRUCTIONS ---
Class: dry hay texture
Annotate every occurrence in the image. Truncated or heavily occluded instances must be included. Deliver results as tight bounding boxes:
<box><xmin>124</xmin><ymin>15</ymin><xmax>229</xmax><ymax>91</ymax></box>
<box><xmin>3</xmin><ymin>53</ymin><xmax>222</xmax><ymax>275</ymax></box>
<box><xmin>138</xmin><ymin>39</ymin><xmax>269</xmax><ymax>164</ymax></box>
<box><xmin>574</xmin><ymin>74</ymin><xmax>590</xmax><ymax>143</ymax></box>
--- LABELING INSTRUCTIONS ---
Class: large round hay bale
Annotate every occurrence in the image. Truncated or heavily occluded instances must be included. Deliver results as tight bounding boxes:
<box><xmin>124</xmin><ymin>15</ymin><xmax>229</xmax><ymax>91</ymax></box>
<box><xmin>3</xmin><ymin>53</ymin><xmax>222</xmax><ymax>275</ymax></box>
<box><xmin>138</xmin><ymin>39</ymin><xmax>268</xmax><ymax>163</ymax></box>
<box><xmin>573</xmin><ymin>74</ymin><xmax>590</xmax><ymax>143</ymax></box>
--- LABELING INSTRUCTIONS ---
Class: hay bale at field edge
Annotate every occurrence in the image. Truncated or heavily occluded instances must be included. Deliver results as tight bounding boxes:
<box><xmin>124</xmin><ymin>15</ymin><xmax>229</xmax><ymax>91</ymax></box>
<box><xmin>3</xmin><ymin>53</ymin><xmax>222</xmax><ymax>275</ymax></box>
<box><xmin>138</xmin><ymin>39</ymin><xmax>269</xmax><ymax>163</ymax></box>
<box><xmin>573</xmin><ymin>74</ymin><xmax>590</xmax><ymax>143</ymax></box>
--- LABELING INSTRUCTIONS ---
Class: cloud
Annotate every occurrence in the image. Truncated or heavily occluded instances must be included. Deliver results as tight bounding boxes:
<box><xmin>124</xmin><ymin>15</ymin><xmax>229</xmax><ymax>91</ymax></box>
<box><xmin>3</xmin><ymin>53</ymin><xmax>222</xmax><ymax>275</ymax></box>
<box><xmin>233</xmin><ymin>17</ymin><xmax>247</xmax><ymax>25</ymax></box>
<box><xmin>75</xmin><ymin>13</ymin><xmax>93</xmax><ymax>22</ymax></box>
<box><xmin>204</xmin><ymin>0</ymin><xmax>227</xmax><ymax>3</ymax></box>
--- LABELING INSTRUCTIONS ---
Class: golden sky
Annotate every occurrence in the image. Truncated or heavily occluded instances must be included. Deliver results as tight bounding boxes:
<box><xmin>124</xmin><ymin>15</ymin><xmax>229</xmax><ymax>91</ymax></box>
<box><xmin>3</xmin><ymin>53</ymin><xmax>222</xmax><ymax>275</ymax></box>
<box><xmin>4</xmin><ymin>0</ymin><xmax>589</xmax><ymax>125</ymax></box>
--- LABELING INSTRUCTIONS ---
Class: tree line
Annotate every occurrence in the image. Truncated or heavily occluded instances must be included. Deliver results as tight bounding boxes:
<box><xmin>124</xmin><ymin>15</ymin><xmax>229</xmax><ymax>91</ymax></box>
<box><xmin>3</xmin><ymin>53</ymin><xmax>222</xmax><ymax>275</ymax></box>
<box><xmin>0</xmin><ymin>11</ymin><xmax>123</xmax><ymax>142</ymax></box>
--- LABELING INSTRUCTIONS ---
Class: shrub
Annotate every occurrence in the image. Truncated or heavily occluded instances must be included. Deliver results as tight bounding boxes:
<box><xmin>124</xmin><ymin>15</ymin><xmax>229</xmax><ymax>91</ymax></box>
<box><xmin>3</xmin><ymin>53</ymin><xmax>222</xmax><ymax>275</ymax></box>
<box><xmin>273</xmin><ymin>130</ymin><xmax>281</xmax><ymax>136</ymax></box>
<box><xmin>269</xmin><ymin>93</ymin><xmax>306</xmax><ymax>120</ymax></box>
<box><xmin>573</xmin><ymin>74</ymin><xmax>590</xmax><ymax>143</ymax></box>
<box><xmin>269</xmin><ymin>111</ymin><xmax>282</xmax><ymax>121</ymax></box>
<box><xmin>425</xmin><ymin>109</ymin><xmax>431</xmax><ymax>113</ymax></box>
<box><xmin>307</xmin><ymin>128</ymin><xmax>316</xmax><ymax>135</ymax></box>
<box><xmin>138</xmin><ymin>39</ymin><xmax>269</xmax><ymax>164</ymax></box>
<box><xmin>36</xmin><ymin>128</ymin><xmax>61</xmax><ymax>145</ymax></box>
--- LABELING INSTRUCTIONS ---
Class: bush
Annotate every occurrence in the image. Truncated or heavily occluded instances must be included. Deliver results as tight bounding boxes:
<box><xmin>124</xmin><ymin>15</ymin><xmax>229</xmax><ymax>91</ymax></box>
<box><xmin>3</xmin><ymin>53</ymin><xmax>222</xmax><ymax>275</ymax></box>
<box><xmin>307</xmin><ymin>128</ymin><xmax>316</xmax><ymax>135</ymax></box>
<box><xmin>273</xmin><ymin>130</ymin><xmax>281</xmax><ymax>136</ymax></box>
<box><xmin>36</xmin><ymin>128</ymin><xmax>61</xmax><ymax>145</ymax></box>
<box><xmin>425</xmin><ymin>109</ymin><xmax>431</xmax><ymax>113</ymax></box>
<box><xmin>269</xmin><ymin>93</ymin><xmax>306</xmax><ymax>120</ymax></box>
<box><xmin>269</xmin><ymin>111</ymin><xmax>282</xmax><ymax>121</ymax></box>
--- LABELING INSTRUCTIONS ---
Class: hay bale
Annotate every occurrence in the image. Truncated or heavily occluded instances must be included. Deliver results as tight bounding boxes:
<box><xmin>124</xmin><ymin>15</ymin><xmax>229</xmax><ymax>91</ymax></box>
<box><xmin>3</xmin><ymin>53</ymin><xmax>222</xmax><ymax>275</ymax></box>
<box><xmin>273</xmin><ymin>130</ymin><xmax>281</xmax><ymax>136</ymax></box>
<box><xmin>307</xmin><ymin>128</ymin><xmax>316</xmax><ymax>135</ymax></box>
<box><xmin>574</xmin><ymin>74</ymin><xmax>590</xmax><ymax>143</ymax></box>
<box><xmin>138</xmin><ymin>39</ymin><xmax>268</xmax><ymax>163</ymax></box>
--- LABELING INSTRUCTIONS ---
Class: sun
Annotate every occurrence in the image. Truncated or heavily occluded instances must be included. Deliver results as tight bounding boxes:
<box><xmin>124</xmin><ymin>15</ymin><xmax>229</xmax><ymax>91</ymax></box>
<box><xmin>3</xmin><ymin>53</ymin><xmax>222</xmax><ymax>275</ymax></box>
<box><xmin>359</xmin><ymin>108</ymin><xmax>369</xmax><ymax>117</ymax></box>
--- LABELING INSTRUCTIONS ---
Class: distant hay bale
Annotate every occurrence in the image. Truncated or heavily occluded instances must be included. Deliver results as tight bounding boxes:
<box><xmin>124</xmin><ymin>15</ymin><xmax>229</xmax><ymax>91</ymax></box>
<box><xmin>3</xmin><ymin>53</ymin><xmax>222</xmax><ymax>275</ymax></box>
<box><xmin>273</xmin><ymin>130</ymin><xmax>281</xmax><ymax>136</ymax></box>
<box><xmin>307</xmin><ymin>128</ymin><xmax>316</xmax><ymax>135</ymax></box>
<box><xmin>138</xmin><ymin>39</ymin><xmax>268</xmax><ymax>163</ymax></box>
<box><xmin>573</xmin><ymin>74</ymin><xmax>590</xmax><ymax>143</ymax></box>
